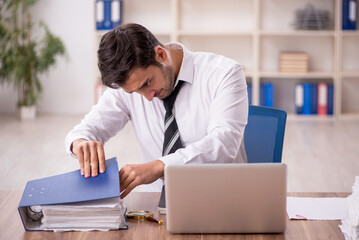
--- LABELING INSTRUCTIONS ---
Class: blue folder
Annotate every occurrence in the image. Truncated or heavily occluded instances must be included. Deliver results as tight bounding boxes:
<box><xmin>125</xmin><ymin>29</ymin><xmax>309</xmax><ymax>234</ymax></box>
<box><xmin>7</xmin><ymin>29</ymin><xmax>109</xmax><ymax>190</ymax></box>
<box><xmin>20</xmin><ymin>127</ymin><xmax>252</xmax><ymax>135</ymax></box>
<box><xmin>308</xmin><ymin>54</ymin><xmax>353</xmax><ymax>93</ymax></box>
<box><xmin>96</xmin><ymin>0</ymin><xmax>106</xmax><ymax>30</ymax></box>
<box><xmin>260</xmin><ymin>83</ymin><xmax>265</xmax><ymax>106</ymax></box>
<box><xmin>264</xmin><ymin>83</ymin><xmax>274</xmax><ymax>107</ymax></box>
<box><xmin>327</xmin><ymin>84</ymin><xmax>334</xmax><ymax>115</ymax></box>
<box><xmin>247</xmin><ymin>83</ymin><xmax>252</xmax><ymax>105</ymax></box>
<box><xmin>111</xmin><ymin>0</ymin><xmax>122</xmax><ymax>29</ymax></box>
<box><xmin>342</xmin><ymin>0</ymin><xmax>358</xmax><ymax>30</ymax></box>
<box><xmin>302</xmin><ymin>83</ymin><xmax>312</xmax><ymax>115</ymax></box>
<box><xmin>96</xmin><ymin>0</ymin><xmax>122</xmax><ymax>30</ymax></box>
<box><xmin>260</xmin><ymin>83</ymin><xmax>274</xmax><ymax>107</ymax></box>
<box><xmin>103</xmin><ymin>0</ymin><xmax>112</xmax><ymax>30</ymax></box>
<box><xmin>295</xmin><ymin>83</ymin><xmax>303</xmax><ymax>114</ymax></box>
<box><xmin>311</xmin><ymin>84</ymin><xmax>318</xmax><ymax>114</ymax></box>
<box><xmin>18</xmin><ymin>157</ymin><xmax>124</xmax><ymax>231</ymax></box>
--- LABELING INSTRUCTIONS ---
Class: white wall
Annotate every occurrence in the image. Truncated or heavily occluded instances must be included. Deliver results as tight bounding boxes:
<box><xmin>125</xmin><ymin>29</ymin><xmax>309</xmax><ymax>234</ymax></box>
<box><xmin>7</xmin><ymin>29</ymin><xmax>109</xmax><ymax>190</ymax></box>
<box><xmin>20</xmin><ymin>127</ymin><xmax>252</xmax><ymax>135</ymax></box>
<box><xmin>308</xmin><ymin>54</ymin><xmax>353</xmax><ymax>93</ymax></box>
<box><xmin>0</xmin><ymin>0</ymin><xmax>96</xmax><ymax>114</ymax></box>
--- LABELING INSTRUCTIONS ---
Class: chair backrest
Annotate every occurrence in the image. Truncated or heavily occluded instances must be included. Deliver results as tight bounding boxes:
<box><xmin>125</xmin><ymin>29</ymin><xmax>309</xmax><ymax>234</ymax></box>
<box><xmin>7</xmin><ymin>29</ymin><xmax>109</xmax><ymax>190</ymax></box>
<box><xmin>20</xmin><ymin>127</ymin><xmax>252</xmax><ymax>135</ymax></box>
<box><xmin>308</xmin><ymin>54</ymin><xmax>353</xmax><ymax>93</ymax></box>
<box><xmin>244</xmin><ymin>105</ymin><xmax>287</xmax><ymax>163</ymax></box>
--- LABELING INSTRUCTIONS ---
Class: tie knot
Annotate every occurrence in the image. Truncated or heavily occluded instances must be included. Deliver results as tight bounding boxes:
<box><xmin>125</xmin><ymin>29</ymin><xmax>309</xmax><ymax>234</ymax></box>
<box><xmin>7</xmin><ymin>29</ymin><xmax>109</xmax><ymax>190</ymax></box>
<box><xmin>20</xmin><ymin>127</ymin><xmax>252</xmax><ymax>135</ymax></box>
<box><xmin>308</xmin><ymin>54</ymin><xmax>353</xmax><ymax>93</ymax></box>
<box><xmin>163</xmin><ymin>80</ymin><xmax>184</xmax><ymax>112</ymax></box>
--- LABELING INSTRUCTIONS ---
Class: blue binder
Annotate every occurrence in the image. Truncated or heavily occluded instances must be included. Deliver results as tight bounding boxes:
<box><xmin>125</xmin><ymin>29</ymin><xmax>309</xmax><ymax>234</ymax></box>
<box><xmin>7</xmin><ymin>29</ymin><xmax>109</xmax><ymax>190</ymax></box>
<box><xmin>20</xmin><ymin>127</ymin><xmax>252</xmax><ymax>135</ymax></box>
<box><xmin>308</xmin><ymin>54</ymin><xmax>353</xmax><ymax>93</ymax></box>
<box><xmin>96</xmin><ymin>0</ymin><xmax>122</xmax><ymax>30</ymax></box>
<box><xmin>342</xmin><ymin>0</ymin><xmax>358</xmax><ymax>30</ymax></box>
<box><xmin>103</xmin><ymin>0</ymin><xmax>112</xmax><ymax>30</ymax></box>
<box><xmin>18</xmin><ymin>157</ymin><xmax>125</xmax><ymax>231</ymax></box>
<box><xmin>247</xmin><ymin>83</ymin><xmax>252</xmax><ymax>105</ymax></box>
<box><xmin>96</xmin><ymin>0</ymin><xmax>105</xmax><ymax>30</ymax></box>
<box><xmin>327</xmin><ymin>84</ymin><xmax>334</xmax><ymax>115</ymax></box>
<box><xmin>260</xmin><ymin>83</ymin><xmax>265</xmax><ymax>106</ymax></box>
<box><xmin>302</xmin><ymin>83</ymin><xmax>312</xmax><ymax>115</ymax></box>
<box><xmin>295</xmin><ymin>83</ymin><xmax>304</xmax><ymax>114</ymax></box>
<box><xmin>311</xmin><ymin>83</ymin><xmax>318</xmax><ymax>114</ymax></box>
<box><xmin>260</xmin><ymin>83</ymin><xmax>274</xmax><ymax>107</ymax></box>
<box><xmin>111</xmin><ymin>0</ymin><xmax>122</xmax><ymax>29</ymax></box>
<box><xmin>264</xmin><ymin>83</ymin><xmax>274</xmax><ymax>107</ymax></box>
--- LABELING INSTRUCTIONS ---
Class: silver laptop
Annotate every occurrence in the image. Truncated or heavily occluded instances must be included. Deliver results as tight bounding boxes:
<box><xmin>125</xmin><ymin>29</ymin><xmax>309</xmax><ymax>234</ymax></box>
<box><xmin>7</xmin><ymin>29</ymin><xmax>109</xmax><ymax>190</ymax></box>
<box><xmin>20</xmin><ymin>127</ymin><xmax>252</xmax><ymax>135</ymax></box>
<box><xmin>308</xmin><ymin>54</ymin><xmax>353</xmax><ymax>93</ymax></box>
<box><xmin>164</xmin><ymin>163</ymin><xmax>287</xmax><ymax>234</ymax></box>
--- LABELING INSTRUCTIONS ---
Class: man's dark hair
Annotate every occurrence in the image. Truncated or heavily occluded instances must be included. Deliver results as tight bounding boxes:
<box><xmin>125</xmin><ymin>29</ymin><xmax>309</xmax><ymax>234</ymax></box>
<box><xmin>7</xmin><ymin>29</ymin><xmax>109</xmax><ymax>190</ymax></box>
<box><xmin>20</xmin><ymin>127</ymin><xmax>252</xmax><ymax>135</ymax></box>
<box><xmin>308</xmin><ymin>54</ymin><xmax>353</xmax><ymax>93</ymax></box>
<box><xmin>97</xmin><ymin>23</ymin><xmax>163</xmax><ymax>88</ymax></box>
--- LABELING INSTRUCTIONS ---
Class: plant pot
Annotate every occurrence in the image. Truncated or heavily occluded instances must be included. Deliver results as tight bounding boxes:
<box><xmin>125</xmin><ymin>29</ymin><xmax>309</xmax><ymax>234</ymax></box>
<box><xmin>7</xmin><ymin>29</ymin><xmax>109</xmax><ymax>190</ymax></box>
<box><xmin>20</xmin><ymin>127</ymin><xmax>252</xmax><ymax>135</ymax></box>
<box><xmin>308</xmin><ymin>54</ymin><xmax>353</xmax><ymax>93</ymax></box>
<box><xmin>18</xmin><ymin>105</ymin><xmax>36</xmax><ymax>120</ymax></box>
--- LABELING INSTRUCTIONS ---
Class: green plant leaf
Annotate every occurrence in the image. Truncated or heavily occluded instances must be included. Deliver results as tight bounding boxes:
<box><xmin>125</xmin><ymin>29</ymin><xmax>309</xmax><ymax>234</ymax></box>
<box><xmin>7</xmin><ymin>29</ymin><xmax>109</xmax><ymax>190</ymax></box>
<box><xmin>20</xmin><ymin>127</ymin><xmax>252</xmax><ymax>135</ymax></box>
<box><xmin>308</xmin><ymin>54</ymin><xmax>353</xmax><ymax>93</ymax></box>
<box><xmin>0</xmin><ymin>0</ymin><xmax>66</xmax><ymax>107</ymax></box>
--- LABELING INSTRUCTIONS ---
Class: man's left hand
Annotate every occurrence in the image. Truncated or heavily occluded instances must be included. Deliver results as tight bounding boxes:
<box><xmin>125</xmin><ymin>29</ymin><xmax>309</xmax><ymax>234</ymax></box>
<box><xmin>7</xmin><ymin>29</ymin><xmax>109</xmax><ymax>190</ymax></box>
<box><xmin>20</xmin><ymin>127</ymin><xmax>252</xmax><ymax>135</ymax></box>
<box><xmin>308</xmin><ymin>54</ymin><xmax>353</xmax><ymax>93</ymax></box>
<box><xmin>119</xmin><ymin>160</ymin><xmax>165</xmax><ymax>198</ymax></box>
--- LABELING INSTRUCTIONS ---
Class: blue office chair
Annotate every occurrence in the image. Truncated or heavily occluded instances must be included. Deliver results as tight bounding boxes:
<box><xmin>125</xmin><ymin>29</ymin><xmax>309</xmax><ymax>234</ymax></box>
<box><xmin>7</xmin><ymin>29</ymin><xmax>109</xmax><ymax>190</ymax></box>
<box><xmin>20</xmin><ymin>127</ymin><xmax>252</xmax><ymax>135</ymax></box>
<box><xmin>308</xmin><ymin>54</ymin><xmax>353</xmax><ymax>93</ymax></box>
<box><xmin>244</xmin><ymin>105</ymin><xmax>287</xmax><ymax>163</ymax></box>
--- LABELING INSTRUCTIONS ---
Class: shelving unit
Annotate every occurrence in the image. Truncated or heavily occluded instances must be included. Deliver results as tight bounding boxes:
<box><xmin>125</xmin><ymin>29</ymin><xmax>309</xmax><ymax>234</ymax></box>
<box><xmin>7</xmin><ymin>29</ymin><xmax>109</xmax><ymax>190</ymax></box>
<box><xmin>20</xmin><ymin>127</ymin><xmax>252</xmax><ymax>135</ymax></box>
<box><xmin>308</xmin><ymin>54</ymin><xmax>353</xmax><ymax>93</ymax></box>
<box><xmin>95</xmin><ymin>0</ymin><xmax>359</xmax><ymax>119</ymax></box>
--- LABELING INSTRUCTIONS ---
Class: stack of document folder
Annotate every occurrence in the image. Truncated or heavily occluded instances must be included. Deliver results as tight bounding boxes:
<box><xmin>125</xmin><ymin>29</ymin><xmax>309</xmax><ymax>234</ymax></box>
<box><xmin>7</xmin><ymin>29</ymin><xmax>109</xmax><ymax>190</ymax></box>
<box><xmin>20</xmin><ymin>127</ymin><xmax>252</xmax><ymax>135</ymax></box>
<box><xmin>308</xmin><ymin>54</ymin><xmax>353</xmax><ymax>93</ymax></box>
<box><xmin>18</xmin><ymin>158</ymin><xmax>127</xmax><ymax>231</ymax></box>
<box><xmin>40</xmin><ymin>197</ymin><xmax>125</xmax><ymax>231</ymax></box>
<box><xmin>340</xmin><ymin>176</ymin><xmax>359</xmax><ymax>239</ymax></box>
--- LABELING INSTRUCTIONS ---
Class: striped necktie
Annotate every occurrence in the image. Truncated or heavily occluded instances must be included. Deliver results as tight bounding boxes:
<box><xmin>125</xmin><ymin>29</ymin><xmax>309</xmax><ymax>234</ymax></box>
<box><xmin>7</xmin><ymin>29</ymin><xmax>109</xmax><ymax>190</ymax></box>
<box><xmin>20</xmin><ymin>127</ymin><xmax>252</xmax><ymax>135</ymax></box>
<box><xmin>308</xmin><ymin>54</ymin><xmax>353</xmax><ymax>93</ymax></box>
<box><xmin>162</xmin><ymin>80</ymin><xmax>184</xmax><ymax>156</ymax></box>
<box><xmin>158</xmin><ymin>81</ymin><xmax>184</xmax><ymax>211</ymax></box>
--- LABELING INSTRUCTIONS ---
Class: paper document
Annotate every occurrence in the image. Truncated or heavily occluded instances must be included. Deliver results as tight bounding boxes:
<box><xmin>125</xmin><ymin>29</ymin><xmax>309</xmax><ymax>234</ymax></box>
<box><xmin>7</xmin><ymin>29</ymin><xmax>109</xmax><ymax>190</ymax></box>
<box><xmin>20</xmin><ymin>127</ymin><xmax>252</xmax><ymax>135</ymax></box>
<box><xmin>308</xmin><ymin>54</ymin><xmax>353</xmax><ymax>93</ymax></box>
<box><xmin>287</xmin><ymin>197</ymin><xmax>348</xmax><ymax>220</ymax></box>
<box><xmin>41</xmin><ymin>197</ymin><xmax>126</xmax><ymax>232</ymax></box>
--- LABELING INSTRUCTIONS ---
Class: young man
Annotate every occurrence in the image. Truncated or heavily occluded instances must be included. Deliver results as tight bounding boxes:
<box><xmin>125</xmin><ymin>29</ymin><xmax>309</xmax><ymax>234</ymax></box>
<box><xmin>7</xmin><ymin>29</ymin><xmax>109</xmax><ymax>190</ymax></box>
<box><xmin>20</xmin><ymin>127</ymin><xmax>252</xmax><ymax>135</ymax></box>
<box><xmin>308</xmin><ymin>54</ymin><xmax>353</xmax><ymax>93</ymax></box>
<box><xmin>65</xmin><ymin>23</ymin><xmax>248</xmax><ymax>198</ymax></box>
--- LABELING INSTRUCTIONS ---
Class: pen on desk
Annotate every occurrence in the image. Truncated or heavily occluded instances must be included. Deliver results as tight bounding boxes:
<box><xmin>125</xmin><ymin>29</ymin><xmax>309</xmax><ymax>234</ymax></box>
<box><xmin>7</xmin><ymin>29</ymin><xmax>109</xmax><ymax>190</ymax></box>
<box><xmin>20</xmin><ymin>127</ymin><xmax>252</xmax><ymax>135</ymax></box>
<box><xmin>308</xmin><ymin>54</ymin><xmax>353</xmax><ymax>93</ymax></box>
<box><xmin>146</xmin><ymin>216</ymin><xmax>163</xmax><ymax>225</ymax></box>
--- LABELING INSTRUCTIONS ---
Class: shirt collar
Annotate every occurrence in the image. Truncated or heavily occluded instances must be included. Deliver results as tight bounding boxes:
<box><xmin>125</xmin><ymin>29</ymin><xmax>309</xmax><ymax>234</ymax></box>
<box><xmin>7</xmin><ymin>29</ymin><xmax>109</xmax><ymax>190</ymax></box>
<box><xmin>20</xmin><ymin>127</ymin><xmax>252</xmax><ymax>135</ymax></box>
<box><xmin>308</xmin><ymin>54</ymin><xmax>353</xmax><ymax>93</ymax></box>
<box><xmin>165</xmin><ymin>42</ymin><xmax>194</xmax><ymax>86</ymax></box>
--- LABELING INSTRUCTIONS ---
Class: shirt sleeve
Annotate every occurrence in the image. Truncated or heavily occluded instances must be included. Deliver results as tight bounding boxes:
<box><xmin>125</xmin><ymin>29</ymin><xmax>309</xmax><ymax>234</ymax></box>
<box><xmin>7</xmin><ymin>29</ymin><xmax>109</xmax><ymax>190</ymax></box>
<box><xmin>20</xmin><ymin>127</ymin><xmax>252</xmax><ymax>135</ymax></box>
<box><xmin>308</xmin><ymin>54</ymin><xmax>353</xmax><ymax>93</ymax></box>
<box><xmin>158</xmin><ymin>63</ymin><xmax>248</xmax><ymax>165</ymax></box>
<box><xmin>64</xmin><ymin>88</ymin><xmax>131</xmax><ymax>157</ymax></box>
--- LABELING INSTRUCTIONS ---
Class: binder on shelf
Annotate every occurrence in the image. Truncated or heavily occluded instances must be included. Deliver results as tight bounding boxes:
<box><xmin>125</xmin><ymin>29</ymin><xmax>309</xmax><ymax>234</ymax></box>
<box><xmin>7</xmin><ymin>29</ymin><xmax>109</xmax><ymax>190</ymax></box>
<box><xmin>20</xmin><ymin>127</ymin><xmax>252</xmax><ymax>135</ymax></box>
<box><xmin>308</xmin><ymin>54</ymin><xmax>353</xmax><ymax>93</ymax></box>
<box><xmin>18</xmin><ymin>158</ymin><xmax>127</xmax><ymax>231</ymax></box>
<box><xmin>327</xmin><ymin>84</ymin><xmax>334</xmax><ymax>115</ymax></box>
<box><xmin>111</xmin><ymin>0</ymin><xmax>122</xmax><ymax>28</ymax></box>
<box><xmin>264</xmin><ymin>83</ymin><xmax>274</xmax><ymax>107</ymax></box>
<box><xmin>96</xmin><ymin>0</ymin><xmax>110</xmax><ymax>30</ymax></box>
<box><xmin>96</xmin><ymin>0</ymin><xmax>105</xmax><ymax>30</ymax></box>
<box><xmin>260</xmin><ymin>83</ymin><xmax>265</xmax><ymax>106</ymax></box>
<box><xmin>302</xmin><ymin>83</ymin><xmax>312</xmax><ymax>115</ymax></box>
<box><xmin>342</xmin><ymin>0</ymin><xmax>357</xmax><ymax>30</ymax></box>
<box><xmin>318</xmin><ymin>83</ymin><xmax>328</xmax><ymax>115</ymax></box>
<box><xmin>247</xmin><ymin>83</ymin><xmax>252</xmax><ymax>105</ymax></box>
<box><xmin>295</xmin><ymin>84</ymin><xmax>304</xmax><ymax>114</ymax></box>
<box><xmin>96</xmin><ymin>0</ymin><xmax>122</xmax><ymax>30</ymax></box>
<box><xmin>311</xmin><ymin>84</ymin><xmax>318</xmax><ymax>115</ymax></box>
<box><xmin>260</xmin><ymin>83</ymin><xmax>274</xmax><ymax>107</ymax></box>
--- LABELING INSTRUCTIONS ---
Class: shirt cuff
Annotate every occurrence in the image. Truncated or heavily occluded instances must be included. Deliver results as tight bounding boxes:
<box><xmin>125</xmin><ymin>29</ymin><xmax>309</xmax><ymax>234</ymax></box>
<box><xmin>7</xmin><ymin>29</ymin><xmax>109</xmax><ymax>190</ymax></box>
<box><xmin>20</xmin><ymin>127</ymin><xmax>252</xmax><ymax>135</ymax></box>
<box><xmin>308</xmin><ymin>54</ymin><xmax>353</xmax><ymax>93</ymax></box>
<box><xmin>158</xmin><ymin>151</ymin><xmax>184</xmax><ymax>166</ymax></box>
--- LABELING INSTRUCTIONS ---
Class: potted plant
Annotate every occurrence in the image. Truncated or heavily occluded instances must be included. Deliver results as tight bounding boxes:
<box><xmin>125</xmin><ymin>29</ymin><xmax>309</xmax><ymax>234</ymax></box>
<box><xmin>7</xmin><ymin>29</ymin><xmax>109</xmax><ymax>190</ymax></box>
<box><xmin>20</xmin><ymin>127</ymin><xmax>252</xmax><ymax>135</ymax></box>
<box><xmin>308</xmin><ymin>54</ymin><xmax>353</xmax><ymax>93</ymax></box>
<box><xmin>0</xmin><ymin>0</ymin><xmax>66</xmax><ymax>120</ymax></box>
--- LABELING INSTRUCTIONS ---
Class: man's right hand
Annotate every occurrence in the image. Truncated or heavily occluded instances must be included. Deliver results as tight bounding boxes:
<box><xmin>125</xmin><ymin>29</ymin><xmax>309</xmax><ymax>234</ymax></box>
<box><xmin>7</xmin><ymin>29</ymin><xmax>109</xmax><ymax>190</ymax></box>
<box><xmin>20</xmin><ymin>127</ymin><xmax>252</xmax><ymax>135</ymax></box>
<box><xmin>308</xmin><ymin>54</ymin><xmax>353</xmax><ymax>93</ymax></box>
<box><xmin>71</xmin><ymin>139</ymin><xmax>106</xmax><ymax>178</ymax></box>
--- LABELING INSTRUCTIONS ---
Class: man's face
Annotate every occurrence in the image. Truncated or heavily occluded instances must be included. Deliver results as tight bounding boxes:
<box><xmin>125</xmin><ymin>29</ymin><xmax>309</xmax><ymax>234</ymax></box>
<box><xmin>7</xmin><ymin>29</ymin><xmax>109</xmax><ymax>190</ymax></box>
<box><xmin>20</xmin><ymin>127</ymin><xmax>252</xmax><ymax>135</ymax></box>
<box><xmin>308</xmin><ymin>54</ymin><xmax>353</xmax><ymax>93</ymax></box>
<box><xmin>121</xmin><ymin>64</ymin><xmax>176</xmax><ymax>101</ymax></box>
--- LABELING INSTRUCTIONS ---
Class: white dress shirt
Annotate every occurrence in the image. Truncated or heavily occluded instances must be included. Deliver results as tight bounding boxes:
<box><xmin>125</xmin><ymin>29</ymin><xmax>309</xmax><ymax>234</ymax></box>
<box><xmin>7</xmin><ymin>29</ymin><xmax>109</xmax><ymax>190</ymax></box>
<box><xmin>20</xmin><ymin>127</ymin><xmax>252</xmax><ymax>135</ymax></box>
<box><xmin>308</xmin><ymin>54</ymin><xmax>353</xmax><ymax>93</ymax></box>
<box><xmin>65</xmin><ymin>42</ymin><xmax>248</xmax><ymax>191</ymax></box>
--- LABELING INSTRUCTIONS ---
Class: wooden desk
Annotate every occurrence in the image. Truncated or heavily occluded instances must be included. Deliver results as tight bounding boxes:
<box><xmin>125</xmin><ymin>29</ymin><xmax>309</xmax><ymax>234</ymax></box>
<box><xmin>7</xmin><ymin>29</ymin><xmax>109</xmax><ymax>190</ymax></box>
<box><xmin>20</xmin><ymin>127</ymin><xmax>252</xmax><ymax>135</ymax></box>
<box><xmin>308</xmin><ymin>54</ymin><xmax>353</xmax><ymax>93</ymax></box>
<box><xmin>0</xmin><ymin>191</ymin><xmax>348</xmax><ymax>240</ymax></box>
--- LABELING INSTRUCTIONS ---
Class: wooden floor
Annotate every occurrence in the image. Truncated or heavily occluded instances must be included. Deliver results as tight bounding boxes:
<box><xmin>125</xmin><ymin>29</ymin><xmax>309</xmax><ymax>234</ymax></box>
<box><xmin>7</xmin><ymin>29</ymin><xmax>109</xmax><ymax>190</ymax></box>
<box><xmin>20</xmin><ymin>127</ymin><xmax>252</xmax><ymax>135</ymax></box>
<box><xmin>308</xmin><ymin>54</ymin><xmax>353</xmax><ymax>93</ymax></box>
<box><xmin>0</xmin><ymin>114</ymin><xmax>358</xmax><ymax>192</ymax></box>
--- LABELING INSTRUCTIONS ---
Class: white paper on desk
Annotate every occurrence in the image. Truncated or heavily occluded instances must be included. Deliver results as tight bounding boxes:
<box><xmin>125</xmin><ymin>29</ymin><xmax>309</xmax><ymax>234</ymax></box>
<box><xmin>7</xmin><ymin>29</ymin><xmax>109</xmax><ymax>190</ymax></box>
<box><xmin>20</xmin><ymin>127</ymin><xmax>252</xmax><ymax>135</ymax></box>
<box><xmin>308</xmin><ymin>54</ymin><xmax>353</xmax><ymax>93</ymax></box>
<box><xmin>287</xmin><ymin>197</ymin><xmax>348</xmax><ymax>220</ymax></box>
